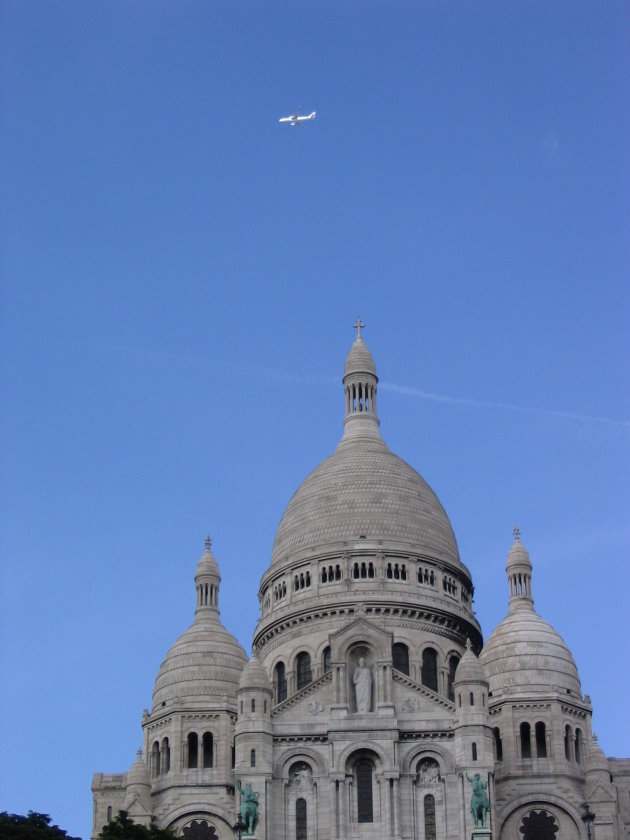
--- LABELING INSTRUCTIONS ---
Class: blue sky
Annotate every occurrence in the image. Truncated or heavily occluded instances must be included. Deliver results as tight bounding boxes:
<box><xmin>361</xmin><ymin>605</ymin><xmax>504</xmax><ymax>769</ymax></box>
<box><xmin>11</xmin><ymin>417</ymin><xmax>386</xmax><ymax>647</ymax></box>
<box><xmin>1</xmin><ymin>2</ymin><xmax>629</xmax><ymax>838</ymax></box>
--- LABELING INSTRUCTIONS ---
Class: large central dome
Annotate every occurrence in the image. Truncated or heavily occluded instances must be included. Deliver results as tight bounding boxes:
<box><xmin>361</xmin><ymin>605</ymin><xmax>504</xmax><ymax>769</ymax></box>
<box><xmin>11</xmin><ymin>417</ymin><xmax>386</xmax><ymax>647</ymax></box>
<box><xmin>271</xmin><ymin>433</ymin><xmax>460</xmax><ymax>566</ymax></box>
<box><xmin>270</xmin><ymin>329</ymin><xmax>461</xmax><ymax>568</ymax></box>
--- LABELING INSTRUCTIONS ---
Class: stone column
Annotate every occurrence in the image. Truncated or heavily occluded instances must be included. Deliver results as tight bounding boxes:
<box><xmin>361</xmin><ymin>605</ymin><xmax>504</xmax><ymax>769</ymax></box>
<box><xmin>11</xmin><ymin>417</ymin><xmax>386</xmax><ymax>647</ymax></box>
<box><xmin>392</xmin><ymin>776</ymin><xmax>401</xmax><ymax>838</ymax></box>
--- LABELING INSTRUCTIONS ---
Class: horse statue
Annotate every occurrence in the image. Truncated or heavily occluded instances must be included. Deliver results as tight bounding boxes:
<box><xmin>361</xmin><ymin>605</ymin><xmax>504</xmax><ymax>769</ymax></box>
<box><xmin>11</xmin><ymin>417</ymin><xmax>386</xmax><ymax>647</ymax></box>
<box><xmin>466</xmin><ymin>772</ymin><xmax>489</xmax><ymax>829</ymax></box>
<box><xmin>236</xmin><ymin>780</ymin><xmax>259</xmax><ymax>836</ymax></box>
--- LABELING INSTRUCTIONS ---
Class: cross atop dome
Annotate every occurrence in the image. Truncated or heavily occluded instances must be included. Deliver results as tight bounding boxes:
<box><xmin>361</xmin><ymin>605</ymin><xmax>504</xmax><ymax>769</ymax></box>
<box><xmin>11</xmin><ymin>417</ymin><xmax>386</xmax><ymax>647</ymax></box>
<box><xmin>353</xmin><ymin>317</ymin><xmax>365</xmax><ymax>338</ymax></box>
<box><xmin>513</xmin><ymin>525</ymin><xmax>520</xmax><ymax>542</ymax></box>
<box><xmin>205</xmin><ymin>535</ymin><xmax>212</xmax><ymax>551</ymax></box>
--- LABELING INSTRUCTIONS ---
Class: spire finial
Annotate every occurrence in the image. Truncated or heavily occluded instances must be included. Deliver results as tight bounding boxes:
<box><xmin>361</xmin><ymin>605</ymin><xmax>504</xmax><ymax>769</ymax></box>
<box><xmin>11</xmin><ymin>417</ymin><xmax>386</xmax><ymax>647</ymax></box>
<box><xmin>466</xmin><ymin>637</ymin><xmax>472</xmax><ymax>652</ymax></box>
<box><xmin>205</xmin><ymin>535</ymin><xmax>212</xmax><ymax>551</ymax></box>
<box><xmin>513</xmin><ymin>525</ymin><xmax>520</xmax><ymax>542</ymax></box>
<box><xmin>137</xmin><ymin>747</ymin><xmax>143</xmax><ymax>759</ymax></box>
<box><xmin>353</xmin><ymin>317</ymin><xmax>365</xmax><ymax>339</ymax></box>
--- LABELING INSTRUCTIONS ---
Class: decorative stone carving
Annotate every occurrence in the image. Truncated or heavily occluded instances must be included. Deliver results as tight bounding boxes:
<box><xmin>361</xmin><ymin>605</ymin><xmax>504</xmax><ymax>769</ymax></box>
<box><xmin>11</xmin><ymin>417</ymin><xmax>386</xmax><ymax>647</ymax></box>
<box><xmin>403</xmin><ymin>697</ymin><xmax>421</xmax><ymax>712</ymax></box>
<box><xmin>307</xmin><ymin>700</ymin><xmax>324</xmax><ymax>715</ymax></box>
<box><xmin>290</xmin><ymin>764</ymin><xmax>313</xmax><ymax>788</ymax></box>
<box><xmin>417</xmin><ymin>758</ymin><xmax>441</xmax><ymax>785</ymax></box>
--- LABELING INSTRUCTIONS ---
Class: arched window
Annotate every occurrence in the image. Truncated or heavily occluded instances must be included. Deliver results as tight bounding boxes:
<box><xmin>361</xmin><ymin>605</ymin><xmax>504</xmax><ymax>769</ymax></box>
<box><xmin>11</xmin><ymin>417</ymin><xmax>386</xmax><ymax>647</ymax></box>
<box><xmin>275</xmin><ymin>662</ymin><xmax>287</xmax><ymax>703</ymax></box>
<box><xmin>421</xmin><ymin>648</ymin><xmax>438</xmax><ymax>692</ymax></box>
<box><xmin>424</xmin><ymin>794</ymin><xmax>436</xmax><ymax>840</ymax></box>
<box><xmin>575</xmin><ymin>728</ymin><xmax>583</xmax><ymax>764</ymax></box>
<box><xmin>107</xmin><ymin>806</ymin><xmax>112</xmax><ymax>822</ymax></box>
<box><xmin>161</xmin><ymin>737</ymin><xmax>170</xmax><ymax>773</ymax></box>
<box><xmin>392</xmin><ymin>642</ymin><xmax>410</xmax><ymax>675</ymax></box>
<box><xmin>535</xmin><ymin>722</ymin><xmax>547</xmax><ymax>758</ymax></box>
<box><xmin>152</xmin><ymin>741</ymin><xmax>160</xmax><ymax>777</ymax></box>
<box><xmin>447</xmin><ymin>655</ymin><xmax>459</xmax><ymax>702</ymax></box>
<box><xmin>203</xmin><ymin>732</ymin><xmax>213</xmax><ymax>768</ymax></box>
<box><xmin>296</xmin><ymin>652</ymin><xmax>312</xmax><ymax>690</ymax></box>
<box><xmin>520</xmin><ymin>722</ymin><xmax>532</xmax><ymax>759</ymax></box>
<box><xmin>564</xmin><ymin>725</ymin><xmax>573</xmax><ymax>760</ymax></box>
<box><xmin>356</xmin><ymin>760</ymin><xmax>373</xmax><ymax>823</ymax></box>
<box><xmin>251</xmin><ymin>698</ymin><xmax>256</xmax><ymax>712</ymax></box>
<box><xmin>472</xmin><ymin>742</ymin><xmax>478</xmax><ymax>761</ymax></box>
<box><xmin>296</xmin><ymin>798</ymin><xmax>307</xmax><ymax>840</ymax></box>
<box><xmin>323</xmin><ymin>646</ymin><xmax>331</xmax><ymax>673</ymax></box>
<box><xmin>250</xmin><ymin>749</ymin><xmax>256</xmax><ymax>767</ymax></box>
<box><xmin>519</xmin><ymin>809</ymin><xmax>559</xmax><ymax>840</ymax></box>
<box><xmin>187</xmin><ymin>732</ymin><xmax>198</xmax><ymax>768</ymax></box>
<box><xmin>493</xmin><ymin>727</ymin><xmax>503</xmax><ymax>762</ymax></box>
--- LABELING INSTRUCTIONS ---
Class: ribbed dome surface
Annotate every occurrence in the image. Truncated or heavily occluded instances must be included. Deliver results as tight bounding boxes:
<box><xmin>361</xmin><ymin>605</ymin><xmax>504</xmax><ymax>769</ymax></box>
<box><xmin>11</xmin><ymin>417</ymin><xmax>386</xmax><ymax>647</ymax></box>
<box><xmin>344</xmin><ymin>336</ymin><xmax>377</xmax><ymax>378</ymax></box>
<box><xmin>239</xmin><ymin>654</ymin><xmax>272</xmax><ymax>691</ymax></box>
<box><xmin>153</xmin><ymin>613</ymin><xmax>247</xmax><ymax>709</ymax></box>
<box><xmin>271</xmin><ymin>434</ymin><xmax>461</xmax><ymax>567</ymax></box>
<box><xmin>480</xmin><ymin>609</ymin><xmax>581</xmax><ymax>696</ymax></box>
<box><xmin>454</xmin><ymin>643</ymin><xmax>487</xmax><ymax>684</ymax></box>
<box><xmin>126</xmin><ymin>750</ymin><xmax>150</xmax><ymax>789</ymax></box>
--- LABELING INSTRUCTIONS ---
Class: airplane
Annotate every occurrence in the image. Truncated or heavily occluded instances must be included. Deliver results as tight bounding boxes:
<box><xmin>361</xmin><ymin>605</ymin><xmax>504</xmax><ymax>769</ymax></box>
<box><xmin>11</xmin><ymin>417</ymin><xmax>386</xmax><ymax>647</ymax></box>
<box><xmin>279</xmin><ymin>108</ymin><xmax>316</xmax><ymax>126</ymax></box>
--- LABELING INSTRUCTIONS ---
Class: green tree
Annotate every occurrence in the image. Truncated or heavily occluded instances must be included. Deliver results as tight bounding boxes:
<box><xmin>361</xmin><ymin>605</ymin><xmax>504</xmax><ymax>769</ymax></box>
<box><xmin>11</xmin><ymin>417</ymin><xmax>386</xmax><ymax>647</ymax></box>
<box><xmin>0</xmin><ymin>811</ymin><xmax>81</xmax><ymax>840</ymax></box>
<box><xmin>98</xmin><ymin>811</ymin><xmax>176</xmax><ymax>840</ymax></box>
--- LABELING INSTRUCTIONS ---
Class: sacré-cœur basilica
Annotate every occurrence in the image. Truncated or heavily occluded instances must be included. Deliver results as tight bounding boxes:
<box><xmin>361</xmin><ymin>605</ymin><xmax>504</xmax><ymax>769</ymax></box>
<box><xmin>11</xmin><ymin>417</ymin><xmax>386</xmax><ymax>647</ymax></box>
<box><xmin>92</xmin><ymin>326</ymin><xmax>630</xmax><ymax>840</ymax></box>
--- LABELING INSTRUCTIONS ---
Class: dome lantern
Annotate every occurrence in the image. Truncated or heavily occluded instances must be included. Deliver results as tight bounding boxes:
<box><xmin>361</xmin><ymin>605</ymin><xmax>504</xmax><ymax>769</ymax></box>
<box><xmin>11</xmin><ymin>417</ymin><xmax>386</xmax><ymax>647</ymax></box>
<box><xmin>506</xmin><ymin>526</ymin><xmax>533</xmax><ymax>612</ymax></box>
<box><xmin>195</xmin><ymin>535</ymin><xmax>221</xmax><ymax>614</ymax></box>
<box><xmin>342</xmin><ymin>319</ymin><xmax>380</xmax><ymax>439</ymax></box>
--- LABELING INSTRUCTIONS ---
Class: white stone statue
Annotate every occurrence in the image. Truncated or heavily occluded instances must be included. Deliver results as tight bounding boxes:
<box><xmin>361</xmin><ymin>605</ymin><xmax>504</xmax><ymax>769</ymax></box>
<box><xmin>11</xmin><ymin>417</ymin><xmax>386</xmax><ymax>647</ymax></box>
<box><xmin>353</xmin><ymin>657</ymin><xmax>372</xmax><ymax>712</ymax></box>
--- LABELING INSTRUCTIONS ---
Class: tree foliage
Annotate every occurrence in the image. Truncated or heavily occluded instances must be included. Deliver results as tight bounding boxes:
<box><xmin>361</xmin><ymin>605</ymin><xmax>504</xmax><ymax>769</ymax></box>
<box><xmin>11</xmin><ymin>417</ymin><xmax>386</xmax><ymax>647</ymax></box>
<box><xmin>0</xmin><ymin>811</ymin><xmax>81</xmax><ymax>840</ymax></box>
<box><xmin>98</xmin><ymin>811</ymin><xmax>176</xmax><ymax>840</ymax></box>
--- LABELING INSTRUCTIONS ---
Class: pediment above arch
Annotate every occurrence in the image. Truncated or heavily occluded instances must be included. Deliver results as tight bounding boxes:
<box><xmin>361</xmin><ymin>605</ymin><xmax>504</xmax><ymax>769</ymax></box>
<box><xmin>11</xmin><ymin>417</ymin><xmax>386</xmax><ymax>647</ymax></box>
<box><xmin>329</xmin><ymin>616</ymin><xmax>393</xmax><ymax>662</ymax></box>
<box><xmin>271</xmin><ymin>670</ymin><xmax>333</xmax><ymax>721</ymax></box>
<box><xmin>393</xmin><ymin>670</ymin><xmax>456</xmax><ymax>714</ymax></box>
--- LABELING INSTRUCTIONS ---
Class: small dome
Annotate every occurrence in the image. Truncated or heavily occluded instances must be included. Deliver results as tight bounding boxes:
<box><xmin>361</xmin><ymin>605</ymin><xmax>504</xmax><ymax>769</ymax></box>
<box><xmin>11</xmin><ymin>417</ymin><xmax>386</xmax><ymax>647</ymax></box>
<box><xmin>480</xmin><ymin>608</ymin><xmax>581</xmax><ymax>696</ymax></box>
<box><xmin>196</xmin><ymin>536</ymin><xmax>220</xmax><ymax>578</ymax></box>
<box><xmin>454</xmin><ymin>640</ymin><xmax>487</xmax><ymax>685</ymax></box>
<box><xmin>126</xmin><ymin>749</ymin><xmax>150</xmax><ymax>789</ymax></box>
<box><xmin>239</xmin><ymin>654</ymin><xmax>272</xmax><ymax>692</ymax></box>
<box><xmin>481</xmin><ymin>529</ymin><xmax>581</xmax><ymax>697</ymax></box>
<box><xmin>153</xmin><ymin>613</ymin><xmax>247</xmax><ymax>709</ymax></box>
<box><xmin>506</xmin><ymin>529</ymin><xmax>532</xmax><ymax>572</ymax></box>
<box><xmin>343</xmin><ymin>335</ymin><xmax>377</xmax><ymax>379</ymax></box>
<box><xmin>586</xmin><ymin>735</ymin><xmax>609</xmax><ymax>774</ymax></box>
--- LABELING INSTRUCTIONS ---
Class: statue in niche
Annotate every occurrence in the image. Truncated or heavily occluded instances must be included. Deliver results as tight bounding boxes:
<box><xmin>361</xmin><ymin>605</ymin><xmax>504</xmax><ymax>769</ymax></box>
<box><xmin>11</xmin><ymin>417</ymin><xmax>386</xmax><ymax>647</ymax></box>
<box><xmin>418</xmin><ymin>758</ymin><xmax>441</xmax><ymax>785</ymax></box>
<box><xmin>353</xmin><ymin>657</ymin><xmax>372</xmax><ymax>712</ymax></box>
<box><xmin>466</xmin><ymin>772</ymin><xmax>489</xmax><ymax>829</ymax></box>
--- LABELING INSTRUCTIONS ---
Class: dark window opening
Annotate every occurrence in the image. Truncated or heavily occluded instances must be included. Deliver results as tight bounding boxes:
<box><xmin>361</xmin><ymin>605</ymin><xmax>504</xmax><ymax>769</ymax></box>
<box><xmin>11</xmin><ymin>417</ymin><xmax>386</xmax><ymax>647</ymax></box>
<box><xmin>323</xmin><ymin>646</ymin><xmax>332</xmax><ymax>673</ymax></box>
<box><xmin>250</xmin><ymin>749</ymin><xmax>256</xmax><ymax>767</ymax></box>
<box><xmin>421</xmin><ymin>648</ymin><xmax>438</xmax><ymax>692</ymax></box>
<box><xmin>296</xmin><ymin>798</ymin><xmax>307</xmax><ymax>840</ymax></box>
<box><xmin>424</xmin><ymin>794</ymin><xmax>436</xmax><ymax>840</ymax></box>
<box><xmin>535</xmin><ymin>722</ymin><xmax>547</xmax><ymax>758</ymax></box>
<box><xmin>296</xmin><ymin>652</ymin><xmax>312</xmax><ymax>690</ymax></box>
<box><xmin>202</xmin><ymin>732</ymin><xmax>213</xmax><ymax>768</ymax></box>
<box><xmin>392</xmin><ymin>642</ymin><xmax>410</xmax><ymax>675</ymax></box>
<box><xmin>520</xmin><ymin>722</ymin><xmax>532</xmax><ymax>759</ymax></box>
<box><xmin>356</xmin><ymin>761</ymin><xmax>373</xmax><ymax>823</ymax></box>
<box><xmin>187</xmin><ymin>732</ymin><xmax>198</xmax><ymax>768</ymax></box>
<box><xmin>447</xmin><ymin>656</ymin><xmax>459</xmax><ymax>702</ymax></box>
<box><xmin>494</xmin><ymin>727</ymin><xmax>503</xmax><ymax>762</ymax></box>
<box><xmin>275</xmin><ymin>662</ymin><xmax>287</xmax><ymax>703</ymax></box>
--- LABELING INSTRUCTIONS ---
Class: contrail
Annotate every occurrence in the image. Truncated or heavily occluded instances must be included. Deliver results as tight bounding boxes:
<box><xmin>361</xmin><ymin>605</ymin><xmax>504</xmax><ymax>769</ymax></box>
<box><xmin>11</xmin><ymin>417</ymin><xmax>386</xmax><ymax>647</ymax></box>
<box><xmin>91</xmin><ymin>341</ymin><xmax>629</xmax><ymax>430</ymax></box>
<box><xmin>380</xmin><ymin>382</ymin><xmax>630</xmax><ymax>430</ymax></box>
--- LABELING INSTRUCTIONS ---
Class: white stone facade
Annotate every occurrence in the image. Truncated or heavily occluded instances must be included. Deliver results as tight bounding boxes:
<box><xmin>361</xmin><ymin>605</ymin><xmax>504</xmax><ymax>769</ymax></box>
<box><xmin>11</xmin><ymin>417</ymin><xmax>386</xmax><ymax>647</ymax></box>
<box><xmin>92</xmin><ymin>331</ymin><xmax>630</xmax><ymax>840</ymax></box>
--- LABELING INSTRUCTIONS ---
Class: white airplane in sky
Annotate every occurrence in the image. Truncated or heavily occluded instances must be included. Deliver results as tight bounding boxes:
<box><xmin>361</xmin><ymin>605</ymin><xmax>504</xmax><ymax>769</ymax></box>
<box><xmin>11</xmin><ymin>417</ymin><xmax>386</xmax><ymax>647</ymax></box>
<box><xmin>279</xmin><ymin>108</ymin><xmax>316</xmax><ymax>126</ymax></box>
